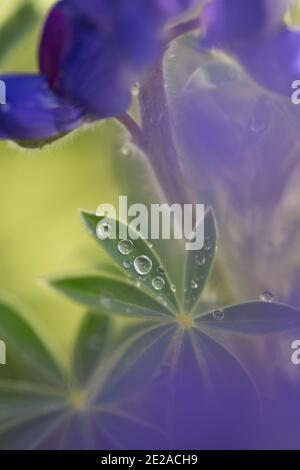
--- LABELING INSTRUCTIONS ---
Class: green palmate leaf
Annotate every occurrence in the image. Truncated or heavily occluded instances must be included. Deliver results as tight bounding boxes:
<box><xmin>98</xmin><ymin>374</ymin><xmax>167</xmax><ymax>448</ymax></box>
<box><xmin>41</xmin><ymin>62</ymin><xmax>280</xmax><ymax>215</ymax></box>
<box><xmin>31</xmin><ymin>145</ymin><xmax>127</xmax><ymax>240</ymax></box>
<box><xmin>0</xmin><ymin>298</ymin><xmax>64</xmax><ymax>387</ymax></box>
<box><xmin>195</xmin><ymin>301</ymin><xmax>300</xmax><ymax>335</ymax></box>
<box><xmin>0</xmin><ymin>297</ymin><xmax>70</xmax><ymax>450</ymax></box>
<box><xmin>47</xmin><ymin>274</ymin><xmax>174</xmax><ymax>319</ymax></box>
<box><xmin>80</xmin><ymin>211</ymin><xmax>179</xmax><ymax>313</ymax></box>
<box><xmin>0</xmin><ymin>2</ymin><xmax>39</xmax><ymax>63</ymax></box>
<box><xmin>0</xmin><ymin>381</ymin><xmax>67</xmax><ymax>450</ymax></box>
<box><xmin>71</xmin><ymin>315</ymin><xmax>176</xmax><ymax>401</ymax></box>
<box><xmin>72</xmin><ymin>312</ymin><xmax>112</xmax><ymax>386</ymax></box>
<box><xmin>0</xmin><ymin>295</ymin><xmax>168</xmax><ymax>449</ymax></box>
<box><xmin>183</xmin><ymin>209</ymin><xmax>217</xmax><ymax>312</ymax></box>
<box><xmin>71</xmin><ymin>307</ymin><xmax>261</xmax><ymax>449</ymax></box>
<box><xmin>95</xmin><ymin>263</ymin><xmax>126</xmax><ymax>279</ymax></box>
<box><xmin>68</xmin><ymin>315</ymin><xmax>174</xmax><ymax>448</ymax></box>
<box><xmin>95</xmin><ymin>322</ymin><xmax>177</xmax><ymax>402</ymax></box>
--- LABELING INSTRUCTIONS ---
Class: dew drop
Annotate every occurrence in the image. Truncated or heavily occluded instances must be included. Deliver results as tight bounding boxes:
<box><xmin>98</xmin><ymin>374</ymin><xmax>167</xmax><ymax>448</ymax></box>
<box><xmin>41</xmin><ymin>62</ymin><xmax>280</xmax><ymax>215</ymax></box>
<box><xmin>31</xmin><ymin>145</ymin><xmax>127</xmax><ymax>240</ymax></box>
<box><xmin>123</xmin><ymin>260</ymin><xmax>132</xmax><ymax>269</ymax></box>
<box><xmin>99</xmin><ymin>295</ymin><xmax>112</xmax><ymax>309</ymax></box>
<box><xmin>152</xmin><ymin>276</ymin><xmax>165</xmax><ymax>291</ymax></box>
<box><xmin>195</xmin><ymin>254</ymin><xmax>206</xmax><ymax>266</ymax></box>
<box><xmin>121</xmin><ymin>145</ymin><xmax>129</xmax><ymax>156</ymax></box>
<box><xmin>153</xmin><ymin>363</ymin><xmax>171</xmax><ymax>380</ymax></box>
<box><xmin>131</xmin><ymin>84</ymin><xmax>140</xmax><ymax>97</ymax></box>
<box><xmin>204</xmin><ymin>238</ymin><xmax>213</xmax><ymax>251</ymax></box>
<box><xmin>213</xmin><ymin>309</ymin><xmax>225</xmax><ymax>321</ymax></box>
<box><xmin>260</xmin><ymin>290</ymin><xmax>274</xmax><ymax>303</ymax></box>
<box><xmin>249</xmin><ymin>97</ymin><xmax>271</xmax><ymax>134</ymax></box>
<box><xmin>134</xmin><ymin>255</ymin><xmax>153</xmax><ymax>275</ymax></box>
<box><xmin>170</xmin><ymin>284</ymin><xmax>177</xmax><ymax>293</ymax></box>
<box><xmin>118</xmin><ymin>239</ymin><xmax>134</xmax><ymax>255</ymax></box>
<box><xmin>157</xmin><ymin>266</ymin><xmax>165</xmax><ymax>275</ymax></box>
<box><xmin>96</xmin><ymin>221</ymin><xmax>112</xmax><ymax>240</ymax></box>
<box><xmin>191</xmin><ymin>280</ymin><xmax>199</xmax><ymax>290</ymax></box>
<box><xmin>156</xmin><ymin>294</ymin><xmax>167</xmax><ymax>306</ymax></box>
<box><xmin>250</xmin><ymin>116</ymin><xmax>266</xmax><ymax>133</ymax></box>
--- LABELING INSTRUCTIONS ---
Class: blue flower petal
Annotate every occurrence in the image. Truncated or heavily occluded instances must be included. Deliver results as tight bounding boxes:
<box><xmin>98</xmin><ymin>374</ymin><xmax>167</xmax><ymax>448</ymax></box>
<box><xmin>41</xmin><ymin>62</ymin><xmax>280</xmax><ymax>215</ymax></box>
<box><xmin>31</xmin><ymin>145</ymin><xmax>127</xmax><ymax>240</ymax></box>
<box><xmin>39</xmin><ymin>1</ymin><xmax>72</xmax><ymax>92</ymax></box>
<box><xmin>201</xmin><ymin>1</ymin><xmax>298</xmax><ymax>96</ymax></box>
<box><xmin>202</xmin><ymin>0</ymin><xmax>290</xmax><ymax>48</ymax></box>
<box><xmin>69</xmin><ymin>0</ymin><xmax>199</xmax><ymax>26</ymax></box>
<box><xmin>202</xmin><ymin>0</ymin><xmax>263</xmax><ymax>47</ymax></box>
<box><xmin>40</xmin><ymin>1</ymin><xmax>133</xmax><ymax>117</ymax></box>
<box><xmin>166</xmin><ymin>38</ymin><xmax>300</xmax><ymax>306</ymax></box>
<box><xmin>39</xmin><ymin>0</ymin><xmax>201</xmax><ymax>118</ymax></box>
<box><xmin>235</xmin><ymin>27</ymin><xmax>300</xmax><ymax>96</ymax></box>
<box><xmin>0</xmin><ymin>74</ymin><xmax>83</xmax><ymax>141</ymax></box>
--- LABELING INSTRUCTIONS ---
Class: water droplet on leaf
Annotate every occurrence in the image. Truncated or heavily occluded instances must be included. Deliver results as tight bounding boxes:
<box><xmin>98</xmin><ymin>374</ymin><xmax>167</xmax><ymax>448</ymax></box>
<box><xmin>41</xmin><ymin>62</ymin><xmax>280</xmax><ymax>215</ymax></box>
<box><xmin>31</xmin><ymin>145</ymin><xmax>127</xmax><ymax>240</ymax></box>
<box><xmin>157</xmin><ymin>266</ymin><xmax>165</xmax><ymax>275</ymax></box>
<box><xmin>118</xmin><ymin>239</ymin><xmax>134</xmax><ymax>255</ymax></box>
<box><xmin>260</xmin><ymin>291</ymin><xmax>274</xmax><ymax>303</ymax></box>
<box><xmin>191</xmin><ymin>280</ymin><xmax>199</xmax><ymax>289</ymax></box>
<box><xmin>213</xmin><ymin>309</ymin><xmax>225</xmax><ymax>321</ymax></box>
<box><xmin>123</xmin><ymin>260</ymin><xmax>132</xmax><ymax>269</ymax></box>
<box><xmin>131</xmin><ymin>84</ymin><xmax>140</xmax><ymax>97</ymax></box>
<box><xmin>204</xmin><ymin>238</ymin><xmax>213</xmax><ymax>251</ymax></box>
<box><xmin>152</xmin><ymin>276</ymin><xmax>165</xmax><ymax>291</ymax></box>
<box><xmin>134</xmin><ymin>255</ymin><xmax>153</xmax><ymax>275</ymax></box>
<box><xmin>96</xmin><ymin>221</ymin><xmax>112</xmax><ymax>240</ymax></box>
<box><xmin>195</xmin><ymin>255</ymin><xmax>206</xmax><ymax>266</ymax></box>
<box><xmin>99</xmin><ymin>295</ymin><xmax>112</xmax><ymax>309</ymax></box>
<box><xmin>121</xmin><ymin>145</ymin><xmax>129</xmax><ymax>156</ymax></box>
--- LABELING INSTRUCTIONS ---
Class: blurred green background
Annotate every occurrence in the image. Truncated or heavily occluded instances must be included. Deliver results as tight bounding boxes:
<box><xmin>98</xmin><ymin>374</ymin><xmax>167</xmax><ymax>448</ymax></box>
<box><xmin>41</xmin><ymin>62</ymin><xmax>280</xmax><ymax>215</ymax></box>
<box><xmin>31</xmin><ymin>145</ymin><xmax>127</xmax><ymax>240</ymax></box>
<box><xmin>1</xmin><ymin>0</ymin><xmax>300</xmax><ymax>370</ymax></box>
<box><xmin>0</xmin><ymin>0</ymin><xmax>126</xmax><ymax>368</ymax></box>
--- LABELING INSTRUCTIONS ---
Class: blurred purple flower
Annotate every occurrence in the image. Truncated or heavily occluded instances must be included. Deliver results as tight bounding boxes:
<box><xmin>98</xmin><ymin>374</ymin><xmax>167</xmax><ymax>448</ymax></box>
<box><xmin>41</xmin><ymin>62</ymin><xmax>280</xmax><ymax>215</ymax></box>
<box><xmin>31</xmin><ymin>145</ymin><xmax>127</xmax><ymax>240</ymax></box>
<box><xmin>167</xmin><ymin>37</ymin><xmax>300</xmax><ymax>307</ymax></box>
<box><xmin>0</xmin><ymin>74</ymin><xmax>83</xmax><ymax>142</ymax></box>
<box><xmin>202</xmin><ymin>0</ymin><xmax>299</xmax><ymax>96</ymax></box>
<box><xmin>0</xmin><ymin>0</ymin><xmax>198</xmax><ymax>143</ymax></box>
<box><xmin>164</xmin><ymin>36</ymin><xmax>300</xmax><ymax>448</ymax></box>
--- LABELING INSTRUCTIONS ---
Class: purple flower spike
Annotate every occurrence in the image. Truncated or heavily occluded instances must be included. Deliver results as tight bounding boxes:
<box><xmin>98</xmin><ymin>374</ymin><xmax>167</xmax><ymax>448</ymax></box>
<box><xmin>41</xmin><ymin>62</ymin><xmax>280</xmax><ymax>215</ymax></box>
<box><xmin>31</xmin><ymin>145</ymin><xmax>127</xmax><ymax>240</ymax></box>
<box><xmin>42</xmin><ymin>11</ymin><xmax>132</xmax><ymax>118</ymax></box>
<box><xmin>39</xmin><ymin>1</ymin><xmax>161</xmax><ymax>118</ymax></box>
<box><xmin>0</xmin><ymin>74</ymin><xmax>83</xmax><ymax>142</ymax></box>
<box><xmin>202</xmin><ymin>0</ymin><xmax>290</xmax><ymax>48</ymax></box>
<box><xmin>39</xmin><ymin>1</ymin><xmax>72</xmax><ymax>92</ymax></box>
<box><xmin>0</xmin><ymin>0</ymin><xmax>202</xmax><ymax>143</ymax></box>
<box><xmin>69</xmin><ymin>0</ymin><xmax>200</xmax><ymax>25</ymax></box>
<box><xmin>235</xmin><ymin>27</ymin><xmax>300</xmax><ymax>96</ymax></box>
<box><xmin>202</xmin><ymin>0</ymin><xmax>297</xmax><ymax>96</ymax></box>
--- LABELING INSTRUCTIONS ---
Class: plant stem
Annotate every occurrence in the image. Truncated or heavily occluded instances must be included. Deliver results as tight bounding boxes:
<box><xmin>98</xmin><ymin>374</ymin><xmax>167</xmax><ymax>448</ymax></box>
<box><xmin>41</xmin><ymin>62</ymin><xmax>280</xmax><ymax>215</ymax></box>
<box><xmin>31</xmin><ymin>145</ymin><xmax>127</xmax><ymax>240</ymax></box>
<box><xmin>167</xmin><ymin>18</ymin><xmax>201</xmax><ymax>42</ymax></box>
<box><xmin>139</xmin><ymin>56</ymin><xmax>194</xmax><ymax>206</ymax></box>
<box><xmin>138</xmin><ymin>55</ymin><xmax>237</xmax><ymax>305</ymax></box>
<box><xmin>118</xmin><ymin>113</ymin><xmax>145</xmax><ymax>147</ymax></box>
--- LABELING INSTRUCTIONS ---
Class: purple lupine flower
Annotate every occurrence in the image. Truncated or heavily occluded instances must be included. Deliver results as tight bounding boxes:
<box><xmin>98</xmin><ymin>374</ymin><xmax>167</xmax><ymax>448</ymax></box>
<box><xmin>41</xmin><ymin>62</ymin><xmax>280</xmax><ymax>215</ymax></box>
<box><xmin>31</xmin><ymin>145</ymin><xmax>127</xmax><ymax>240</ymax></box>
<box><xmin>167</xmin><ymin>38</ymin><xmax>300</xmax><ymax>308</ymax></box>
<box><xmin>69</xmin><ymin>0</ymin><xmax>200</xmax><ymax>25</ymax></box>
<box><xmin>0</xmin><ymin>0</ymin><xmax>198</xmax><ymax>145</ymax></box>
<box><xmin>202</xmin><ymin>0</ymin><xmax>299</xmax><ymax>96</ymax></box>
<box><xmin>0</xmin><ymin>74</ymin><xmax>83</xmax><ymax>143</ymax></box>
<box><xmin>165</xmin><ymin>36</ymin><xmax>300</xmax><ymax>447</ymax></box>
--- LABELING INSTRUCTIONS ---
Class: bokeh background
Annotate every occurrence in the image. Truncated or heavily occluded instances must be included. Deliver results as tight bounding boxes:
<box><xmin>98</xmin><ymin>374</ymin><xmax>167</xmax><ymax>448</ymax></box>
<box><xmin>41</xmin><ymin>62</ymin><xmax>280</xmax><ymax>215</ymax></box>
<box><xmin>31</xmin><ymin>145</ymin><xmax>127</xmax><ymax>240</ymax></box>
<box><xmin>0</xmin><ymin>0</ymin><xmax>129</xmax><ymax>369</ymax></box>
<box><xmin>1</xmin><ymin>0</ymin><xmax>300</xmax><ymax>372</ymax></box>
